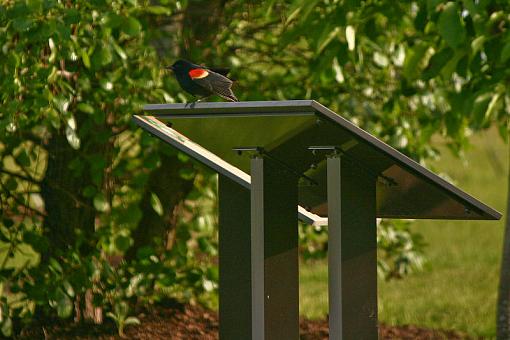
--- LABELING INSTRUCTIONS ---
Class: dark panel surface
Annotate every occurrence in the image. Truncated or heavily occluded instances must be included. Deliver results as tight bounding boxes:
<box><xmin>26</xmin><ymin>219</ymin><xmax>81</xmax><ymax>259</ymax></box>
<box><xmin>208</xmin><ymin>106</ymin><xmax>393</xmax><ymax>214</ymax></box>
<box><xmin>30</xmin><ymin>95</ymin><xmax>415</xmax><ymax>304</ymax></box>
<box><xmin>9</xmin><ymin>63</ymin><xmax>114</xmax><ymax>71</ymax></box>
<box><xmin>139</xmin><ymin>100</ymin><xmax>501</xmax><ymax>220</ymax></box>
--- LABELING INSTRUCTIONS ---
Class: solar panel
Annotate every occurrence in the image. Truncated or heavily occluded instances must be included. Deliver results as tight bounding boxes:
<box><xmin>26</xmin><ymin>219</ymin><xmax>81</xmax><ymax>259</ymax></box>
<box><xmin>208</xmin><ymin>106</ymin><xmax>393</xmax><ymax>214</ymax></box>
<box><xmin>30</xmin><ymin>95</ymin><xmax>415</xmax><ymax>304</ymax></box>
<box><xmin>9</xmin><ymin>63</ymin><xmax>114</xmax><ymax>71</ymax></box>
<box><xmin>136</xmin><ymin>100</ymin><xmax>500</xmax><ymax>221</ymax></box>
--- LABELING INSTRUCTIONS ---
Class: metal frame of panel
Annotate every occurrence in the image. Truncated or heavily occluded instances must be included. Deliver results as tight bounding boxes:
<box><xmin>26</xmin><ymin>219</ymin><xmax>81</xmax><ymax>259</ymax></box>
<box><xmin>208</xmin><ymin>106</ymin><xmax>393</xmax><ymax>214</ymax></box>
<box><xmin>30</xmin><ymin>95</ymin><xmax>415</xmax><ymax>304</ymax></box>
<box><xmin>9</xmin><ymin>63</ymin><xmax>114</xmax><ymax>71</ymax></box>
<box><xmin>141</xmin><ymin>100</ymin><xmax>501</xmax><ymax>220</ymax></box>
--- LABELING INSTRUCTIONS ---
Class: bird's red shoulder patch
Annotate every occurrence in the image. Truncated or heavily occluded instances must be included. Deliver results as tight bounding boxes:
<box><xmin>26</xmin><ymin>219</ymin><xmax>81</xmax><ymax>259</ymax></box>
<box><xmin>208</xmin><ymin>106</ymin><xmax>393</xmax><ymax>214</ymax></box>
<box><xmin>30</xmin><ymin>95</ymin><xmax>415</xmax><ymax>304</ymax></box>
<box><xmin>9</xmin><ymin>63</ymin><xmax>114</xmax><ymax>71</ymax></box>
<box><xmin>189</xmin><ymin>68</ymin><xmax>209</xmax><ymax>79</ymax></box>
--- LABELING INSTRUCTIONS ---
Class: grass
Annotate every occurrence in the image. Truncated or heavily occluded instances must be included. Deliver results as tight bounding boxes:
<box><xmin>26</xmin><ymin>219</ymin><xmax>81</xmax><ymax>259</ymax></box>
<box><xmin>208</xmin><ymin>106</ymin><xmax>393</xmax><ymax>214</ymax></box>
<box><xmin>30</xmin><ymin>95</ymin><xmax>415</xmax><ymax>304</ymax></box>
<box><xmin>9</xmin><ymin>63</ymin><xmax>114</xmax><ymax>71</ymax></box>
<box><xmin>299</xmin><ymin>129</ymin><xmax>507</xmax><ymax>338</ymax></box>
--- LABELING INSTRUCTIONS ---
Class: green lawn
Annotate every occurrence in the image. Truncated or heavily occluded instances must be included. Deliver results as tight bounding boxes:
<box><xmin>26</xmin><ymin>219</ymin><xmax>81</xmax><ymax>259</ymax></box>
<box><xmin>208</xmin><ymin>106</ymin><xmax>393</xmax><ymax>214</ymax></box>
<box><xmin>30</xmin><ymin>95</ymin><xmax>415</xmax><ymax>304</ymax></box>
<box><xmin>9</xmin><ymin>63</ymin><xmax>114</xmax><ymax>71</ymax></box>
<box><xmin>300</xmin><ymin>129</ymin><xmax>507</xmax><ymax>338</ymax></box>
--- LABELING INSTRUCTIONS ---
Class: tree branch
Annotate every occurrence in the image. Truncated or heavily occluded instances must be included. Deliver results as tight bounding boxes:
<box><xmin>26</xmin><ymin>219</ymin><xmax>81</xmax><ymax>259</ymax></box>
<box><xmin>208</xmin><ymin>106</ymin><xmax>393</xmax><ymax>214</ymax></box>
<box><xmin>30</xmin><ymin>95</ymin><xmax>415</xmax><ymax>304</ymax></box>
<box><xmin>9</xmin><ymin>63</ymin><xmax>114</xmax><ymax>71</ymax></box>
<box><xmin>0</xmin><ymin>180</ymin><xmax>47</xmax><ymax>217</ymax></box>
<box><xmin>0</xmin><ymin>169</ymin><xmax>40</xmax><ymax>184</ymax></box>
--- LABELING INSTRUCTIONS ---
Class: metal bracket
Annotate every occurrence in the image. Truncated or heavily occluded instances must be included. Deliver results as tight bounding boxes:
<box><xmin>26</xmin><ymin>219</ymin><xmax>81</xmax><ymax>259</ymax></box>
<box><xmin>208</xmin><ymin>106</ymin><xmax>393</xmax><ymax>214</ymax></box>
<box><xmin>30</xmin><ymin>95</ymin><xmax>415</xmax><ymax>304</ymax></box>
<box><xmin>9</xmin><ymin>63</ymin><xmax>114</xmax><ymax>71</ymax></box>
<box><xmin>233</xmin><ymin>146</ymin><xmax>318</xmax><ymax>186</ymax></box>
<box><xmin>232</xmin><ymin>146</ymin><xmax>265</xmax><ymax>158</ymax></box>
<box><xmin>308</xmin><ymin>145</ymin><xmax>343</xmax><ymax>157</ymax></box>
<box><xmin>307</xmin><ymin>145</ymin><xmax>398</xmax><ymax>188</ymax></box>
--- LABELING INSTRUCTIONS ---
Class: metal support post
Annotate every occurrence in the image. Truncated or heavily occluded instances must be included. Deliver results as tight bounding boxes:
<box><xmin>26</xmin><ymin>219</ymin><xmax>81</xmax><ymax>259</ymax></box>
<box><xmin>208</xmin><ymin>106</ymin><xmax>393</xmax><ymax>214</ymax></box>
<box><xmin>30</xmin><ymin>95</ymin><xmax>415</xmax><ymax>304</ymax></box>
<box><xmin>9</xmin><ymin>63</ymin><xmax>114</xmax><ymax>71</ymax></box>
<box><xmin>251</xmin><ymin>155</ymin><xmax>299</xmax><ymax>340</ymax></box>
<box><xmin>327</xmin><ymin>154</ymin><xmax>378</xmax><ymax>340</ymax></box>
<box><xmin>218</xmin><ymin>175</ymin><xmax>252</xmax><ymax>339</ymax></box>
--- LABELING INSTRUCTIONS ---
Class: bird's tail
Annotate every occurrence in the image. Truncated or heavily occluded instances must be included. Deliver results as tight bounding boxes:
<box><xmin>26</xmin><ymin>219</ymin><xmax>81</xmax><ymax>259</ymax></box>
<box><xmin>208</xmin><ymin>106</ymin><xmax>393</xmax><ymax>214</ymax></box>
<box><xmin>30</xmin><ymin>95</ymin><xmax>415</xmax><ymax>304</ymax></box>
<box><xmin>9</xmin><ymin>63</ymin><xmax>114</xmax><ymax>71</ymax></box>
<box><xmin>217</xmin><ymin>88</ymin><xmax>238</xmax><ymax>102</ymax></box>
<box><xmin>225</xmin><ymin>93</ymin><xmax>238</xmax><ymax>102</ymax></box>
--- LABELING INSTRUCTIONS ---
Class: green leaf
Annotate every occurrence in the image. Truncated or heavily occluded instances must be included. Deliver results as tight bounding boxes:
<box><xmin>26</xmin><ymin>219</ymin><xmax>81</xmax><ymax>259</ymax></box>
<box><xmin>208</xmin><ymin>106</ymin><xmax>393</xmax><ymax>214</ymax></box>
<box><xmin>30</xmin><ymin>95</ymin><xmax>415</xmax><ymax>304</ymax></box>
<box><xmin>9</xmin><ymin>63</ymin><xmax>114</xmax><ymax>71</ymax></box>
<box><xmin>122</xmin><ymin>17</ymin><xmax>141</xmax><ymax>36</ymax></box>
<box><xmin>64</xmin><ymin>8</ymin><xmax>80</xmax><ymax>25</ymax></box>
<box><xmin>65</xmin><ymin>126</ymin><xmax>81</xmax><ymax>150</ymax></box>
<box><xmin>12</xmin><ymin>18</ymin><xmax>34</xmax><ymax>32</ymax></box>
<box><xmin>81</xmin><ymin>50</ymin><xmax>91</xmax><ymax>69</ymax></box>
<box><xmin>440</xmin><ymin>50</ymin><xmax>465</xmax><ymax>79</ymax></box>
<box><xmin>77</xmin><ymin>103</ymin><xmax>94</xmax><ymax>114</ymax></box>
<box><xmin>47</xmin><ymin>107</ymin><xmax>61</xmax><ymax>129</ymax></box>
<box><xmin>93</xmin><ymin>193</ymin><xmax>110</xmax><ymax>212</ymax></box>
<box><xmin>16</xmin><ymin>150</ymin><xmax>31</xmax><ymax>167</ymax></box>
<box><xmin>49</xmin><ymin>258</ymin><xmax>63</xmax><ymax>273</ymax></box>
<box><xmin>332</xmin><ymin>57</ymin><xmax>344</xmax><ymax>83</ymax></box>
<box><xmin>471</xmin><ymin>92</ymin><xmax>492</xmax><ymax>127</ymax></box>
<box><xmin>23</xmin><ymin>230</ymin><xmax>49</xmax><ymax>253</ymax></box>
<box><xmin>346</xmin><ymin>25</ymin><xmax>355</xmax><ymax>51</ymax></box>
<box><xmin>423</xmin><ymin>47</ymin><xmax>454</xmax><ymax>80</ymax></box>
<box><xmin>114</xmin><ymin>301</ymin><xmax>129</xmax><ymax>318</ymax></box>
<box><xmin>438</xmin><ymin>2</ymin><xmax>466</xmax><ymax>48</ymax></box>
<box><xmin>114</xmin><ymin>234</ymin><xmax>132</xmax><ymax>253</ymax></box>
<box><xmin>500</xmin><ymin>40</ymin><xmax>510</xmax><ymax>63</ymax></box>
<box><xmin>56</xmin><ymin>288</ymin><xmax>73</xmax><ymax>318</ymax></box>
<box><xmin>427</xmin><ymin>0</ymin><xmax>443</xmax><ymax>14</ymax></box>
<box><xmin>83</xmin><ymin>185</ymin><xmax>96</xmax><ymax>198</ymax></box>
<box><xmin>150</xmin><ymin>192</ymin><xmax>164</xmax><ymax>216</ymax></box>
<box><xmin>5</xmin><ymin>177</ymin><xmax>17</xmax><ymax>191</ymax></box>
<box><xmin>124</xmin><ymin>316</ymin><xmax>140</xmax><ymax>326</ymax></box>
<box><xmin>136</xmin><ymin>246</ymin><xmax>156</xmax><ymax>260</ymax></box>
<box><xmin>471</xmin><ymin>35</ymin><xmax>486</xmax><ymax>54</ymax></box>
<box><xmin>104</xmin><ymin>12</ymin><xmax>123</xmax><ymax>28</ymax></box>
<box><xmin>53</xmin><ymin>96</ymin><xmax>69</xmax><ymax>114</ymax></box>
<box><xmin>91</xmin><ymin>46</ymin><xmax>112</xmax><ymax>68</ymax></box>
<box><xmin>485</xmin><ymin>92</ymin><xmax>501</xmax><ymax>122</ymax></box>
<box><xmin>317</xmin><ymin>26</ymin><xmax>340</xmax><ymax>54</ymax></box>
<box><xmin>27</xmin><ymin>0</ymin><xmax>43</xmax><ymax>12</ymax></box>
<box><xmin>402</xmin><ymin>43</ymin><xmax>428</xmax><ymax>80</ymax></box>
<box><xmin>2</xmin><ymin>218</ymin><xmax>14</xmax><ymax>228</ymax></box>
<box><xmin>112</xmin><ymin>41</ymin><xmax>127</xmax><ymax>60</ymax></box>
<box><xmin>146</xmin><ymin>6</ymin><xmax>171</xmax><ymax>15</ymax></box>
<box><xmin>63</xmin><ymin>280</ymin><xmax>75</xmax><ymax>298</ymax></box>
<box><xmin>1</xmin><ymin>317</ymin><xmax>12</xmax><ymax>337</ymax></box>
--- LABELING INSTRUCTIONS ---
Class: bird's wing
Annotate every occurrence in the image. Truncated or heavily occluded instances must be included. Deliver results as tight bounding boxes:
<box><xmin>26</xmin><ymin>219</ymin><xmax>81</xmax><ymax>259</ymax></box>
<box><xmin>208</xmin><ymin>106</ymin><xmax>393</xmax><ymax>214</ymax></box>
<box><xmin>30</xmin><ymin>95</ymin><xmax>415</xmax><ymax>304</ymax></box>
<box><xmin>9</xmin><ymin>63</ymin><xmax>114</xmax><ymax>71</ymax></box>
<box><xmin>189</xmin><ymin>69</ymin><xmax>238</xmax><ymax>102</ymax></box>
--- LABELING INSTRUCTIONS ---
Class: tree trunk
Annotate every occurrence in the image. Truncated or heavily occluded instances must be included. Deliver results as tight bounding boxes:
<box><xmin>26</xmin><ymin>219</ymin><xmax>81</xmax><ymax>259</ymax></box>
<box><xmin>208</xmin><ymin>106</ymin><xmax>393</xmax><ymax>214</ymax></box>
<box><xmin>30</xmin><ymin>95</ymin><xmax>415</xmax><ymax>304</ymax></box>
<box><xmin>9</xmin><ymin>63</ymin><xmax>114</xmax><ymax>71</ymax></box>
<box><xmin>497</xmin><ymin>139</ymin><xmax>510</xmax><ymax>339</ymax></box>
<box><xmin>128</xmin><ymin>152</ymin><xmax>195</xmax><ymax>259</ymax></box>
<box><xmin>129</xmin><ymin>0</ymin><xmax>227</xmax><ymax>257</ymax></box>
<box><xmin>40</xmin><ymin>133</ymin><xmax>95</xmax><ymax>260</ymax></box>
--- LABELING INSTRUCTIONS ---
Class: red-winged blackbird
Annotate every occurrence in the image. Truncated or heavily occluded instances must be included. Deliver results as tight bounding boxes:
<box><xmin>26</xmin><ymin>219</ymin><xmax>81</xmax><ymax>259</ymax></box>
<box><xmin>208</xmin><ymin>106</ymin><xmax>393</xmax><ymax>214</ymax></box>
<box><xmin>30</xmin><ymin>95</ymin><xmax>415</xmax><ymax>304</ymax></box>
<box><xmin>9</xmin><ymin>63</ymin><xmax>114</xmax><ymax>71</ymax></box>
<box><xmin>166</xmin><ymin>59</ymin><xmax>238</xmax><ymax>102</ymax></box>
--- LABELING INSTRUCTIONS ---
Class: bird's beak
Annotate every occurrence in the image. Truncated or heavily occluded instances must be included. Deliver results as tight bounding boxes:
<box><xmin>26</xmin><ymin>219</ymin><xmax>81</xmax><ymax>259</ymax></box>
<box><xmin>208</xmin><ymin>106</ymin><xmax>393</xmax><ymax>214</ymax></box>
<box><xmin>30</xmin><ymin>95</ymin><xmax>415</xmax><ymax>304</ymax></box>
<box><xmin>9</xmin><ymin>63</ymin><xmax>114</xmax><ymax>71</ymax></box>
<box><xmin>165</xmin><ymin>65</ymin><xmax>174</xmax><ymax>71</ymax></box>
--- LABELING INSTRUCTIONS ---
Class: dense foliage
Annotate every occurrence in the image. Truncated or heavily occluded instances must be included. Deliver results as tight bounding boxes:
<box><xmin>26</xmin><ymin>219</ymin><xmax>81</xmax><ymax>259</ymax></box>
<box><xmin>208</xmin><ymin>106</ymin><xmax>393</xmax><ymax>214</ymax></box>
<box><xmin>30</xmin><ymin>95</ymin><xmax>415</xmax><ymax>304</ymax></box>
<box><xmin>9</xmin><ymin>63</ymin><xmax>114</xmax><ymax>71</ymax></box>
<box><xmin>1</xmin><ymin>0</ymin><xmax>509</xmax><ymax>337</ymax></box>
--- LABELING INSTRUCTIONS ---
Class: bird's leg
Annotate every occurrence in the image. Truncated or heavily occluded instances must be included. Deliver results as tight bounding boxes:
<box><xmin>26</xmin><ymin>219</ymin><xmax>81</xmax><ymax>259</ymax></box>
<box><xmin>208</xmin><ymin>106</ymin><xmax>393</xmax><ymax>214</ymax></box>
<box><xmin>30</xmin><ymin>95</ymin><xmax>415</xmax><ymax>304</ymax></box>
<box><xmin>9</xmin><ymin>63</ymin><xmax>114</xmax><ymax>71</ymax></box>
<box><xmin>186</xmin><ymin>96</ymin><xmax>210</xmax><ymax>109</ymax></box>
<box><xmin>184</xmin><ymin>97</ymin><xmax>197</xmax><ymax>108</ymax></box>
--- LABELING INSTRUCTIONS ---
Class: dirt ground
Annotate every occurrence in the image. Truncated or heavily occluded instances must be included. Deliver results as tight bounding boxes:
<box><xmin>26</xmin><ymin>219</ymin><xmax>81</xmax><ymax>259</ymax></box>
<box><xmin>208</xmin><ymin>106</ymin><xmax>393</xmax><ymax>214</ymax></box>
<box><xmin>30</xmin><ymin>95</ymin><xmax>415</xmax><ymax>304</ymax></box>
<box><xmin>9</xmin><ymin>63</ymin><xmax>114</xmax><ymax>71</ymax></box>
<box><xmin>19</xmin><ymin>301</ymin><xmax>471</xmax><ymax>339</ymax></box>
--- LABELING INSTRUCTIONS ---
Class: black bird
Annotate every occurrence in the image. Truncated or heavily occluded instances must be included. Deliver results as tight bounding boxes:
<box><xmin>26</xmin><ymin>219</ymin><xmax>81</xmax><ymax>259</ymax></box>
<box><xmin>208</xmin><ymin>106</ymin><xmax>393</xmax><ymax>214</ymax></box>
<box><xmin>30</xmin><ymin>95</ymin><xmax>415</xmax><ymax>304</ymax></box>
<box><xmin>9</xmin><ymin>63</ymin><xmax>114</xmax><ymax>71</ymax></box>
<box><xmin>166</xmin><ymin>59</ymin><xmax>238</xmax><ymax>102</ymax></box>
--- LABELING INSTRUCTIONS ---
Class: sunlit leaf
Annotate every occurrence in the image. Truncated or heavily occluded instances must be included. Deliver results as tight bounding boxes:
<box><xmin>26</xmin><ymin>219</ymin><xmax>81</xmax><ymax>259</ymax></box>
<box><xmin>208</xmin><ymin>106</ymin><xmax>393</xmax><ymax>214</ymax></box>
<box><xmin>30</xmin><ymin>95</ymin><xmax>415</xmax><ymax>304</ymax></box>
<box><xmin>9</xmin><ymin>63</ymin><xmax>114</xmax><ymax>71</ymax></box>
<box><xmin>65</xmin><ymin>126</ymin><xmax>81</xmax><ymax>150</ymax></box>
<box><xmin>1</xmin><ymin>317</ymin><xmax>12</xmax><ymax>337</ymax></box>
<box><xmin>346</xmin><ymin>25</ymin><xmax>355</xmax><ymax>51</ymax></box>
<box><xmin>56</xmin><ymin>288</ymin><xmax>73</xmax><ymax>318</ymax></box>
<box><xmin>145</xmin><ymin>6</ymin><xmax>171</xmax><ymax>15</ymax></box>
<box><xmin>81</xmin><ymin>50</ymin><xmax>91</xmax><ymax>68</ymax></box>
<box><xmin>332</xmin><ymin>57</ymin><xmax>344</xmax><ymax>84</ymax></box>
<box><xmin>150</xmin><ymin>192</ymin><xmax>164</xmax><ymax>216</ymax></box>
<box><xmin>93</xmin><ymin>193</ymin><xmax>110</xmax><ymax>212</ymax></box>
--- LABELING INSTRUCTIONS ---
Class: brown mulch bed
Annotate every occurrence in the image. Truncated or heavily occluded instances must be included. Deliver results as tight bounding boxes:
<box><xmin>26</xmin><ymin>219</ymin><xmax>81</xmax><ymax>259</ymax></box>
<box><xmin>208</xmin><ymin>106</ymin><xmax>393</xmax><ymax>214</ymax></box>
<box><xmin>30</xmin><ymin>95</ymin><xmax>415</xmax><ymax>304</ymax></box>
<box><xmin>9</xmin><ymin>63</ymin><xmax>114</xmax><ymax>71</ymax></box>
<box><xmin>19</xmin><ymin>301</ymin><xmax>471</xmax><ymax>339</ymax></box>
